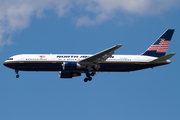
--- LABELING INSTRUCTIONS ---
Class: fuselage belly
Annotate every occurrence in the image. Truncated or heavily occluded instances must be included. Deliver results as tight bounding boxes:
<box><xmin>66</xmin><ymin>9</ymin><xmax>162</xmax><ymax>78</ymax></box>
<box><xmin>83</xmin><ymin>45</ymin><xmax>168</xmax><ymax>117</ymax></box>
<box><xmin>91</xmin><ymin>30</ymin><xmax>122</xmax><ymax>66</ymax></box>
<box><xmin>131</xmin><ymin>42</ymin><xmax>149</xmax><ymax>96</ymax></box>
<box><xmin>4</xmin><ymin>61</ymin><xmax>168</xmax><ymax>72</ymax></box>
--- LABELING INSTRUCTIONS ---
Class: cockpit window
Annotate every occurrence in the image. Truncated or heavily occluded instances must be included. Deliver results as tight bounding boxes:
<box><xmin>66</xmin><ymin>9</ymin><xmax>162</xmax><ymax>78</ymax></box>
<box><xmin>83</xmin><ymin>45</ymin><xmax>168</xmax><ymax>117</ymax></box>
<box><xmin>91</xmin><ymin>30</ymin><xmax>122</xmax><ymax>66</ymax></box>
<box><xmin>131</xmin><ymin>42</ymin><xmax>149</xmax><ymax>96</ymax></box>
<box><xmin>8</xmin><ymin>58</ymin><xmax>13</xmax><ymax>60</ymax></box>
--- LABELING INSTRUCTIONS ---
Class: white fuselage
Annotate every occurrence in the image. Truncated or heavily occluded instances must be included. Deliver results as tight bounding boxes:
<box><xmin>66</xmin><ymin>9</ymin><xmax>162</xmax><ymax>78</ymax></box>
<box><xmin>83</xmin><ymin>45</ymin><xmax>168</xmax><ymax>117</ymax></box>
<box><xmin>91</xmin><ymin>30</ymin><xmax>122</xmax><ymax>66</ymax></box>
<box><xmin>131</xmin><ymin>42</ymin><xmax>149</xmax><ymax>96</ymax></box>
<box><xmin>5</xmin><ymin>54</ymin><xmax>157</xmax><ymax>63</ymax></box>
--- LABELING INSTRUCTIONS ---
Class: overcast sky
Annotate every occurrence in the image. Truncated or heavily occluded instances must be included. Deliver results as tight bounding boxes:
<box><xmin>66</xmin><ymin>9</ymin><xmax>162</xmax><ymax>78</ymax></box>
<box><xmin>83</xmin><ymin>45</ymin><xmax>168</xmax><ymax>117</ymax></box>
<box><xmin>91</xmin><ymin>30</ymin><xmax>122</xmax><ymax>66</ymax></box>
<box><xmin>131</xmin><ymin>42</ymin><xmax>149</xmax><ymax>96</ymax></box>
<box><xmin>0</xmin><ymin>0</ymin><xmax>180</xmax><ymax>120</ymax></box>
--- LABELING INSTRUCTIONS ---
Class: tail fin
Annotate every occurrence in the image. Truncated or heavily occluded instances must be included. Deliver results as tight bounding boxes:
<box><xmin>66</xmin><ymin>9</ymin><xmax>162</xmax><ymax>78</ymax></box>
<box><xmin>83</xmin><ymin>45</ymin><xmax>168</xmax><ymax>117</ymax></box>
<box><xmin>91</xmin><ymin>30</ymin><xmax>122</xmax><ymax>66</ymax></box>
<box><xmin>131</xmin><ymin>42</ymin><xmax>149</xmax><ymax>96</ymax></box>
<box><xmin>142</xmin><ymin>29</ymin><xmax>175</xmax><ymax>57</ymax></box>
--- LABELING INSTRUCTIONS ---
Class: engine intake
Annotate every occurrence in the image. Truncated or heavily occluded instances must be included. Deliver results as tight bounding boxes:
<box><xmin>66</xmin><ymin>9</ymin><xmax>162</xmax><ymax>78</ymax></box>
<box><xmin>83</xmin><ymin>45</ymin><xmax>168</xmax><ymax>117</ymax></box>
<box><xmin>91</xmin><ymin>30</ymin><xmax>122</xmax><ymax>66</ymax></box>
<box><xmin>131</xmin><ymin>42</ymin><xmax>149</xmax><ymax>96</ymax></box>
<box><xmin>59</xmin><ymin>71</ymin><xmax>81</xmax><ymax>78</ymax></box>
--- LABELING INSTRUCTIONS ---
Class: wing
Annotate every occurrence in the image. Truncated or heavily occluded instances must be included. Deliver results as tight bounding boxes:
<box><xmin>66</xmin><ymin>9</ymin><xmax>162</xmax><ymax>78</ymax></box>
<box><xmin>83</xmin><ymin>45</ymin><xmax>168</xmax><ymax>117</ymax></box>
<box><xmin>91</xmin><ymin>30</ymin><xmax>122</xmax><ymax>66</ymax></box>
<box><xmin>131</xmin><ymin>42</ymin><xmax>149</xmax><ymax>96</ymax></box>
<box><xmin>79</xmin><ymin>45</ymin><xmax>122</xmax><ymax>65</ymax></box>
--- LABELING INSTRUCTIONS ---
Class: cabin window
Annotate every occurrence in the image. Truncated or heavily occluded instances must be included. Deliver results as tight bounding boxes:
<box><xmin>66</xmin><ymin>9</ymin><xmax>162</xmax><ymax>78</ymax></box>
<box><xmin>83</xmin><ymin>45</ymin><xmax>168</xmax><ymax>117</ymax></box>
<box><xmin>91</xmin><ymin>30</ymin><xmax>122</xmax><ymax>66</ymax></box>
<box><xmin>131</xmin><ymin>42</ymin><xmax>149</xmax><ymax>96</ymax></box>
<box><xmin>8</xmin><ymin>58</ymin><xmax>13</xmax><ymax>60</ymax></box>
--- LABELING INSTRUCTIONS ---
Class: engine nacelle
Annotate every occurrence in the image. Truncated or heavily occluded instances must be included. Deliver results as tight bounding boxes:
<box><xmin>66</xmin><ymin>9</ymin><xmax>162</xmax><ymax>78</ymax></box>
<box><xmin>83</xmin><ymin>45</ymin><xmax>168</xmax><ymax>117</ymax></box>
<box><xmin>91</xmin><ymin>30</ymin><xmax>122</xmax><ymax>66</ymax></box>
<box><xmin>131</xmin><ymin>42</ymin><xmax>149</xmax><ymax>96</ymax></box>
<box><xmin>62</xmin><ymin>62</ymin><xmax>84</xmax><ymax>70</ymax></box>
<box><xmin>59</xmin><ymin>71</ymin><xmax>81</xmax><ymax>78</ymax></box>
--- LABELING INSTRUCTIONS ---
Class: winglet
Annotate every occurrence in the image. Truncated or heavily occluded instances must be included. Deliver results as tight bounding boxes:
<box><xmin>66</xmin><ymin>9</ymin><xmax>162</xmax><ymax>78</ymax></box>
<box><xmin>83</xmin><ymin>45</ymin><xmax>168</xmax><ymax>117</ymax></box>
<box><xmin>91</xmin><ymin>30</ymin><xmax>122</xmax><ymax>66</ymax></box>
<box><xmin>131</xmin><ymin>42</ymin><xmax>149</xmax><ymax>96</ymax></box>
<box><xmin>150</xmin><ymin>53</ymin><xmax>176</xmax><ymax>63</ymax></box>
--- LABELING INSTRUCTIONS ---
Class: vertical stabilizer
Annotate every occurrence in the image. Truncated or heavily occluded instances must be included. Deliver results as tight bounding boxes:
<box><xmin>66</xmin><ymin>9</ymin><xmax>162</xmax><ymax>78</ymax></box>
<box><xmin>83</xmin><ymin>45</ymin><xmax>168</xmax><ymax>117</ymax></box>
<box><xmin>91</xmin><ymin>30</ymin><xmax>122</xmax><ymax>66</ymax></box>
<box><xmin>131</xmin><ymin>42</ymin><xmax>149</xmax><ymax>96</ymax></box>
<box><xmin>142</xmin><ymin>29</ymin><xmax>175</xmax><ymax>57</ymax></box>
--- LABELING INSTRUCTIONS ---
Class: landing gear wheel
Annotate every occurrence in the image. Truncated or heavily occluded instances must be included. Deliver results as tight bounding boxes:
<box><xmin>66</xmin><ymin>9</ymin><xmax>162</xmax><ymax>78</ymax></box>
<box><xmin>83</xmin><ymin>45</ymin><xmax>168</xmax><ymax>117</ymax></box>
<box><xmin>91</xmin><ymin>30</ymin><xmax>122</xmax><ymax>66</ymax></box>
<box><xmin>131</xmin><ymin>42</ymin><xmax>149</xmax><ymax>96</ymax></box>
<box><xmin>89</xmin><ymin>77</ymin><xmax>92</xmax><ymax>81</ymax></box>
<box><xmin>16</xmin><ymin>75</ymin><xmax>19</xmax><ymax>78</ymax></box>
<box><xmin>84</xmin><ymin>78</ymin><xmax>88</xmax><ymax>82</ymax></box>
<box><xmin>84</xmin><ymin>72</ymin><xmax>96</xmax><ymax>82</ymax></box>
<box><xmin>90</xmin><ymin>72</ymin><xmax>95</xmax><ymax>76</ymax></box>
<box><xmin>84</xmin><ymin>77</ymin><xmax>92</xmax><ymax>82</ymax></box>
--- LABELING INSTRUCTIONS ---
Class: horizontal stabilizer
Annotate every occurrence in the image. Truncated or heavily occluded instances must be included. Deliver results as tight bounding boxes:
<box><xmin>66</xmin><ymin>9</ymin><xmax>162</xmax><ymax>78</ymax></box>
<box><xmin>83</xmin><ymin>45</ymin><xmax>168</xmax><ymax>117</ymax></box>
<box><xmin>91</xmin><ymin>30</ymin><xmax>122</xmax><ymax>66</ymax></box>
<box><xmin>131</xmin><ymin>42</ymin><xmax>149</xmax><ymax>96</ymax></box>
<box><xmin>150</xmin><ymin>53</ymin><xmax>176</xmax><ymax>63</ymax></box>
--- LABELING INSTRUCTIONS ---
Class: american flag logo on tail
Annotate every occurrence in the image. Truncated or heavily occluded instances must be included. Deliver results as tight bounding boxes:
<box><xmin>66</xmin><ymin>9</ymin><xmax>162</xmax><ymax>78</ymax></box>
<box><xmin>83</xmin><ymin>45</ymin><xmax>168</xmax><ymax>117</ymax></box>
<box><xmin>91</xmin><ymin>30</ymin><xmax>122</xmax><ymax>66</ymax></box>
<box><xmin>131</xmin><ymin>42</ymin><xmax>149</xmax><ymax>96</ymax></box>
<box><xmin>147</xmin><ymin>38</ymin><xmax>170</xmax><ymax>53</ymax></box>
<box><xmin>142</xmin><ymin>29</ymin><xmax>174</xmax><ymax>57</ymax></box>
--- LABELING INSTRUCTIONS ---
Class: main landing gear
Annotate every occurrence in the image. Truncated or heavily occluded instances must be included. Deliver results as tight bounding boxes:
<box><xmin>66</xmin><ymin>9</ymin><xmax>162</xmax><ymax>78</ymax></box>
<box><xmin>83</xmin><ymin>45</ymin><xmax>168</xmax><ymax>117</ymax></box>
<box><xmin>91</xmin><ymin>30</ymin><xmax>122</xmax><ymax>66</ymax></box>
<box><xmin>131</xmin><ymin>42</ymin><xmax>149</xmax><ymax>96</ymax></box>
<box><xmin>84</xmin><ymin>72</ymin><xmax>95</xmax><ymax>82</ymax></box>
<box><xmin>15</xmin><ymin>70</ymin><xmax>19</xmax><ymax>78</ymax></box>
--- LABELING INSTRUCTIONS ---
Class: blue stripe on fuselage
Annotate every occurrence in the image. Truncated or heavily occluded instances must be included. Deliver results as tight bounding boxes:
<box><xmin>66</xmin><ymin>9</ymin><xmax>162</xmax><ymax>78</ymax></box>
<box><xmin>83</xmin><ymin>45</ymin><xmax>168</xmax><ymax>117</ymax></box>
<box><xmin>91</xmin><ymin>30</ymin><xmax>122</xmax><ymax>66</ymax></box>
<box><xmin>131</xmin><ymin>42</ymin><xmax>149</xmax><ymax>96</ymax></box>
<box><xmin>3</xmin><ymin>62</ymin><xmax>169</xmax><ymax>72</ymax></box>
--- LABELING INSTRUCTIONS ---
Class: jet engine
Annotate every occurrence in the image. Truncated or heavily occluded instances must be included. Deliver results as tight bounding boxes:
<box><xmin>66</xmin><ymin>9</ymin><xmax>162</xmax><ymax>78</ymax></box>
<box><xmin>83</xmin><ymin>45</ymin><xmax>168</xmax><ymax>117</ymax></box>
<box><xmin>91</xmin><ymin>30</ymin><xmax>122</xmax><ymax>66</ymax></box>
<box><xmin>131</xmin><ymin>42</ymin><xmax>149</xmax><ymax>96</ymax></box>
<box><xmin>59</xmin><ymin>71</ymin><xmax>81</xmax><ymax>78</ymax></box>
<box><xmin>62</xmin><ymin>62</ymin><xmax>84</xmax><ymax>70</ymax></box>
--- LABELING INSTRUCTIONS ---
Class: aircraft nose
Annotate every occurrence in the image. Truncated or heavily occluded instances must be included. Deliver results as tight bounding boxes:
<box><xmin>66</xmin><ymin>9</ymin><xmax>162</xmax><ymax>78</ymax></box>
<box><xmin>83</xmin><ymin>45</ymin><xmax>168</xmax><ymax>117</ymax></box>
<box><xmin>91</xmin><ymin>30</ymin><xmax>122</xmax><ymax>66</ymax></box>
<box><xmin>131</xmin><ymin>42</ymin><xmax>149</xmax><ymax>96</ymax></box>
<box><xmin>3</xmin><ymin>61</ymin><xmax>10</xmax><ymax>67</ymax></box>
<box><xmin>3</xmin><ymin>61</ymin><xmax>7</xmax><ymax>66</ymax></box>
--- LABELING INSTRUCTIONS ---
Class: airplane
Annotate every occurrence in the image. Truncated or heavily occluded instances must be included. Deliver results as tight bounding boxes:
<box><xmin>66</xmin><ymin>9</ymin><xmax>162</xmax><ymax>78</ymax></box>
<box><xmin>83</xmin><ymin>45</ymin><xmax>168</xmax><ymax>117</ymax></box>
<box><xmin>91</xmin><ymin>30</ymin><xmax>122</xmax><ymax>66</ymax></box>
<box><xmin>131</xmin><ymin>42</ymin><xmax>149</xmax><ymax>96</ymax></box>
<box><xmin>3</xmin><ymin>29</ymin><xmax>176</xmax><ymax>82</ymax></box>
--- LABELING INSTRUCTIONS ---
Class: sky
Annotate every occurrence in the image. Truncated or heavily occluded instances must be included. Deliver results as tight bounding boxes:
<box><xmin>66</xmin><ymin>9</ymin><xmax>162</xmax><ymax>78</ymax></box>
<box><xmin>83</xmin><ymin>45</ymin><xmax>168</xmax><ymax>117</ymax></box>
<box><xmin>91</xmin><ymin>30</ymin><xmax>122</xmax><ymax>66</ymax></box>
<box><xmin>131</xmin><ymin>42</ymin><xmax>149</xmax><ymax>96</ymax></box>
<box><xmin>0</xmin><ymin>0</ymin><xmax>180</xmax><ymax>120</ymax></box>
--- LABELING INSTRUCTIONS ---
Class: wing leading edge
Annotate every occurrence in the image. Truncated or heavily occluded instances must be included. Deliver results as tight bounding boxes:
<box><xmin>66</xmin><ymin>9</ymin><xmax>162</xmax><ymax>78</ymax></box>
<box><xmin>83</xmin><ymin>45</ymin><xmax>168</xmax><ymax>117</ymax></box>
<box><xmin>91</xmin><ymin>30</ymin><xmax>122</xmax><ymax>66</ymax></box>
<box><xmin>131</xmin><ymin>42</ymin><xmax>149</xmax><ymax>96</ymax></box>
<box><xmin>79</xmin><ymin>45</ymin><xmax>122</xmax><ymax>64</ymax></box>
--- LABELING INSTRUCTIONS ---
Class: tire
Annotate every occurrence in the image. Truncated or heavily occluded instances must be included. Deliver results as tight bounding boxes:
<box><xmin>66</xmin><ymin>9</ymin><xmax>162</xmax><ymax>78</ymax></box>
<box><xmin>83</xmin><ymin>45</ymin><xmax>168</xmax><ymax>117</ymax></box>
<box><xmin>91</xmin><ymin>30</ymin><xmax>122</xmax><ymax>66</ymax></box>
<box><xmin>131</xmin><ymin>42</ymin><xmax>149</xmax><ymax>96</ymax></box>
<box><xmin>89</xmin><ymin>77</ymin><xmax>92</xmax><ymax>81</ymax></box>
<box><xmin>16</xmin><ymin>75</ymin><xmax>19</xmax><ymax>78</ymax></box>
<box><xmin>84</xmin><ymin>78</ymin><xmax>88</xmax><ymax>82</ymax></box>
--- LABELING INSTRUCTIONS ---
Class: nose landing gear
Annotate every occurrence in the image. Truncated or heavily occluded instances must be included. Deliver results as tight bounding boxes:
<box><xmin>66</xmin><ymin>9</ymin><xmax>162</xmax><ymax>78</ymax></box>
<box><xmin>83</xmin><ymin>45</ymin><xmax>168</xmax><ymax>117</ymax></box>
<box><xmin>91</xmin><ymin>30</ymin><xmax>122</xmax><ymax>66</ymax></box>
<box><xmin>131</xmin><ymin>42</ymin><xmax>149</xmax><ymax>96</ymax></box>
<box><xmin>15</xmin><ymin>70</ymin><xmax>19</xmax><ymax>78</ymax></box>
